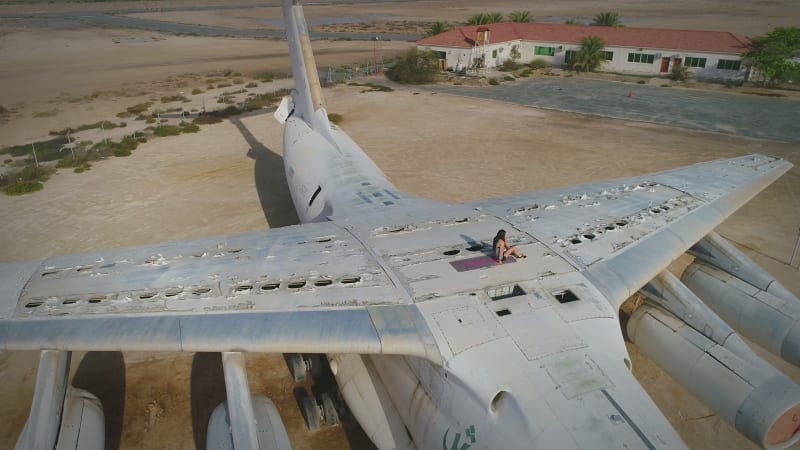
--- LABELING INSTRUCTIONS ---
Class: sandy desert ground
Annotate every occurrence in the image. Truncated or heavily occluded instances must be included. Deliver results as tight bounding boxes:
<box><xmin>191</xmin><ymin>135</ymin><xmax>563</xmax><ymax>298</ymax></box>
<box><xmin>1</xmin><ymin>1</ymin><xmax>800</xmax><ymax>449</ymax></box>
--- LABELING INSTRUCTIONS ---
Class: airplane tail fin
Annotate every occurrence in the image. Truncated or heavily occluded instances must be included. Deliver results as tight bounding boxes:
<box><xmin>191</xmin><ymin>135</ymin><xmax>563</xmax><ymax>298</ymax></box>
<box><xmin>281</xmin><ymin>0</ymin><xmax>330</xmax><ymax>131</ymax></box>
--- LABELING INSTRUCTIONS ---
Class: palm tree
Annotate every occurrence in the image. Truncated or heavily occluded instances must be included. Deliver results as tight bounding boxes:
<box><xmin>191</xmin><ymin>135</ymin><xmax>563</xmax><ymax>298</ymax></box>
<box><xmin>486</xmin><ymin>12</ymin><xmax>504</xmax><ymax>23</ymax></box>
<box><xmin>466</xmin><ymin>12</ymin><xmax>504</xmax><ymax>25</ymax></box>
<box><xmin>508</xmin><ymin>11</ymin><xmax>533</xmax><ymax>23</ymax></box>
<box><xmin>592</xmin><ymin>12</ymin><xmax>623</xmax><ymax>27</ymax></box>
<box><xmin>573</xmin><ymin>35</ymin><xmax>607</xmax><ymax>72</ymax></box>
<box><xmin>425</xmin><ymin>21</ymin><xmax>452</xmax><ymax>37</ymax></box>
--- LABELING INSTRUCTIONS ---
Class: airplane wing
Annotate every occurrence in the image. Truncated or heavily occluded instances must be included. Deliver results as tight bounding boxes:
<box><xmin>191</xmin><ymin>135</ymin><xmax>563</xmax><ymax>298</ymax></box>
<box><xmin>0</xmin><ymin>220</ymin><xmax>438</xmax><ymax>361</ymax></box>
<box><xmin>0</xmin><ymin>154</ymin><xmax>790</xmax><ymax>360</ymax></box>
<box><xmin>467</xmin><ymin>153</ymin><xmax>792</xmax><ymax>310</ymax></box>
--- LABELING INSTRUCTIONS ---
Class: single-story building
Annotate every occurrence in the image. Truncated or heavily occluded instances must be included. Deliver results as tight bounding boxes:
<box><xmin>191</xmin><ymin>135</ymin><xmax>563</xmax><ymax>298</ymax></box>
<box><xmin>416</xmin><ymin>22</ymin><xmax>751</xmax><ymax>81</ymax></box>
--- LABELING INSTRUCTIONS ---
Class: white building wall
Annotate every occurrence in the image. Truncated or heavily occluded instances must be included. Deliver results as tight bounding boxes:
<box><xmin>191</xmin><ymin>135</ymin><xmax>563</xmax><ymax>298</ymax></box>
<box><xmin>420</xmin><ymin>40</ymin><xmax>747</xmax><ymax>81</ymax></box>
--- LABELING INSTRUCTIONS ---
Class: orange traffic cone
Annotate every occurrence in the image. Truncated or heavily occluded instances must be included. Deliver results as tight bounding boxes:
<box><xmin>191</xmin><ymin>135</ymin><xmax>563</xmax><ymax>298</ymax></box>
<box><xmin>627</xmin><ymin>88</ymin><xmax>633</xmax><ymax>98</ymax></box>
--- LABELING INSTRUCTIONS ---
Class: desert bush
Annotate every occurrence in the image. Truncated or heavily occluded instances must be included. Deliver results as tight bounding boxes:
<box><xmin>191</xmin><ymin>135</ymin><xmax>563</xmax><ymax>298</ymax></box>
<box><xmin>193</xmin><ymin>115</ymin><xmax>223</xmax><ymax>125</ymax></box>
<box><xmin>242</xmin><ymin>95</ymin><xmax>270</xmax><ymax>111</ymax></box>
<box><xmin>637</xmin><ymin>79</ymin><xmax>646</xmax><ymax>84</ymax></box>
<box><xmin>191</xmin><ymin>88</ymin><xmax>204</xmax><ymax>95</ymax></box>
<box><xmin>245</xmin><ymin>82</ymin><xmax>258</xmax><ymax>88</ymax></box>
<box><xmin>145</xmin><ymin>117</ymin><xmax>156</xmax><ymax>124</ymax></box>
<box><xmin>530</xmin><ymin>59</ymin><xmax>550</xmax><ymax>69</ymax></box>
<box><xmin>56</xmin><ymin>157</ymin><xmax>77</xmax><ymax>168</ymax></box>
<box><xmin>5</xmin><ymin>181</ymin><xmax>43</xmax><ymax>195</ymax></box>
<box><xmin>74</xmin><ymin>162</ymin><xmax>92</xmax><ymax>173</ymax></box>
<box><xmin>125</xmin><ymin>102</ymin><xmax>152</xmax><ymax>115</ymax></box>
<box><xmin>256</xmin><ymin>71</ymin><xmax>277</xmax><ymax>82</ymax></box>
<box><xmin>91</xmin><ymin>135</ymin><xmax>141</xmax><ymax>157</ymax></box>
<box><xmin>519</xmin><ymin>69</ymin><xmax>533</xmax><ymax>77</ymax></box>
<box><xmin>217</xmin><ymin>83</ymin><xmax>232</xmax><ymax>89</ymax></box>
<box><xmin>160</xmin><ymin>95</ymin><xmax>188</xmax><ymax>103</ymax></box>
<box><xmin>18</xmin><ymin>164</ymin><xmax>53</xmax><ymax>183</ymax></box>
<box><xmin>179</xmin><ymin>122</ymin><xmax>200</xmax><ymax>133</ymax></box>
<box><xmin>503</xmin><ymin>75</ymin><xmax>515</xmax><ymax>81</ymax></box>
<box><xmin>4</xmin><ymin>137</ymin><xmax>69</xmax><ymax>161</ymax></box>
<box><xmin>488</xmin><ymin>79</ymin><xmax>500</xmax><ymax>85</ymax></box>
<box><xmin>670</xmin><ymin>64</ymin><xmax>690</xmax><ymax>81</ymax></box>
<box><xmin>328</xmin><ymin>113</ymin><xmax>343</xmax><ymax>125</ymax></box>
<box><xmin>386</xmin><ymin>47</ymin><xmax>440</xmax><ymax>84</ymax></box>
<box><xmin>499</xmin><ymin>60</ymin><xmax>521</xmax><ymax>72</ymax></box>
<box><xmin>50</xmin><ymin>121</ymin><xmax>120</xmax><ymax>136</ymax></box>
<box><xmin>153</xmin><ymin>125</ymin><xmax>182</xmax><ymax>137</ymax></box>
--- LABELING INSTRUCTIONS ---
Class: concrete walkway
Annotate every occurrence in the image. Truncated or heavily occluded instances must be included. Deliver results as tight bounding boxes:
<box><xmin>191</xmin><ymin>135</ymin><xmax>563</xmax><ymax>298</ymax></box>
<box><xmin>429</xmin><ymin>77</ymin><xmax>800</xmax><ymax>143</ymax></box>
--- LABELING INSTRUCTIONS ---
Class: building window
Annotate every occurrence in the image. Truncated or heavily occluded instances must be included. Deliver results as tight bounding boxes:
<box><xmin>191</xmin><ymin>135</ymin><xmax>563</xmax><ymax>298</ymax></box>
<box><xmin>603</xmin><ymin>51</ymin><xmax>614</xmax><ymax>61</ymax></box>
<box><xmin>535</xmin><ymin>46</ymin><xmax>555</xmax><ymax>56</ymax></box>
<box><xmin>565</xmin><ymin>50</ymin><xmax>577</xmax><ymax>65</ymax></box>
<box><xmin>684</xmin><ymin>57</ymin><xmax>706</xmax><ymax>68</ymax></box>
<box><xmin>627</xmin><ymin>53</ymin><xmax>655</xmax><ymax>64</ymax></box>
<box><xmin>437</xmin><ymin>51</ymin><xmax>446</xmax><ymax>60</ymax></box>
<box><xmin>717</xmin><ymin>59</ymin><xmax>741</xmax><ymax>70</ymax></box>
<box><xmin>492</xmin><ymin>49</ymin><xmax>498</xmax><ymax>58</ymax></box>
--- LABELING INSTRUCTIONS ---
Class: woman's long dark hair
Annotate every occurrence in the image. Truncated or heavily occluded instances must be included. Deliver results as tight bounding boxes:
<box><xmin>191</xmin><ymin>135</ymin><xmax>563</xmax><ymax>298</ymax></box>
<box><xmin>492</xmin><ymin>229</ymin><xmax>506</xmax><ymax>254</ymax></box>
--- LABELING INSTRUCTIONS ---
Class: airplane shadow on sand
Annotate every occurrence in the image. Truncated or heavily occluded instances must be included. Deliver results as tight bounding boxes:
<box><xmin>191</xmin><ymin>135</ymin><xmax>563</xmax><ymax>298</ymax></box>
<box><xmin>229</xmin><ymin>115</ymin><xmax>300</xmax><ymax>228</ymax></box>
<box><xmin>72</xmin><ymin>351</ymin><xmax>126</xmax><ymax>450</ymax></box>
<box><xmin>190</xmin><ymin>352</ymin><xmax>226</xmax><ymax>450</ymax></box>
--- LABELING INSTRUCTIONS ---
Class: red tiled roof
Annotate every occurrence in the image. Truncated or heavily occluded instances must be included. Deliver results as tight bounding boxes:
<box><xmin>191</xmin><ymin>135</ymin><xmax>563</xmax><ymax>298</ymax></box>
<box><xmin>417</xmin><ymin>23</ymin><xmax>750</xmax><ymax>54</ymax></box>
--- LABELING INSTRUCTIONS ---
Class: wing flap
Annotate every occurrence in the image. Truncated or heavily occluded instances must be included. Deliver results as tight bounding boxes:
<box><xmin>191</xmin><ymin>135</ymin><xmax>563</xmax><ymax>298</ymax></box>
<box><xmin>0</xmin><ymin>306</ymin><xmax>439</xmax><ymax>361</ymax></box>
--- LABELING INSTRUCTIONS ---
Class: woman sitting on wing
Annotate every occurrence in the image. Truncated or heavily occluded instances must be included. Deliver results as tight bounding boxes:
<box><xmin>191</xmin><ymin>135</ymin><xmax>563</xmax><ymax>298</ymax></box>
<box><xmin>492</xmin><ymin>229</ymin><xmax>525</xmax><ymax>264</ymax></box>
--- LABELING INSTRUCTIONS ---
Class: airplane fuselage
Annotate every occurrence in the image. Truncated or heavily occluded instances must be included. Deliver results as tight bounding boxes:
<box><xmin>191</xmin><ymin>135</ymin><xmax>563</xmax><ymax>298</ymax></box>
<box><xmin>281</xmin><ymin>111</ymin><xmax>687</xmax><ymax>449</ymax></box>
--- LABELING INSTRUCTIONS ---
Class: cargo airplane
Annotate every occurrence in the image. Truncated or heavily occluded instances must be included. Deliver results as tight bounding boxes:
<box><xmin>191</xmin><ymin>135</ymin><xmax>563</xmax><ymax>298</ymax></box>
<box><xmin>3</xmin><ymin>1</ymin><xmax>800</xmax><ymax>449</ymax></box>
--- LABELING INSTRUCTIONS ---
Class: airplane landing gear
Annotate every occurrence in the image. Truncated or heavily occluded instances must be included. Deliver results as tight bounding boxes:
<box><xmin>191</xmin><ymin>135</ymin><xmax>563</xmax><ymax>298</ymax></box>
<box><xmin>287</xmin><ymin>353</ymin><xmax>324</xmax><ymax>383</ymax></box>
<box><xmin>301</xmin><ymin>391</ymin><xmax>340</xmax><ymax>431</ymax></box>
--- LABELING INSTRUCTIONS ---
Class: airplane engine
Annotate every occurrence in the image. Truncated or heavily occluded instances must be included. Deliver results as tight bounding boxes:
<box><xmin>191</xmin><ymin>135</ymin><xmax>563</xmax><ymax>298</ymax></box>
<box><xmin>682</xmin><ymin>232</ymin><xmax>800</xmax><ymax>367</ymax></box>
<box><xmin>16</xmin><ymin>350</ymin><xmax>104</xmax><ymax>450</ymax></box>
<box><xmin>54</xmin><ymin>387</ymin><xmax>105</xmax><ymax>450</ymax></box>
<box><xmin>689</xmin><ymin>232</ymin><xmax>797</xmax><ymax>303</ymax></box>
<box><xmin>682</xmin><ymin>261</ymin><xmax>800</xmax><ymax>367</ymax></box>
<box><xmin>628</xmin><ymin>304</ymin><xmax>800</xmax><ymax>449</ymax></box>
<box><xmin>206</xmin><ymin>395</ymin><xmax>291</xmax><ymax>450</ymax></box>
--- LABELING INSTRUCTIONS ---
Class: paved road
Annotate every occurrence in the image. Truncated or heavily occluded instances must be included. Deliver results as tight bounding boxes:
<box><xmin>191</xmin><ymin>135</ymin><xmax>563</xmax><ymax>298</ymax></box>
<box><xmin>430</xmin><ymin>77</ymin><xmax>800</xmax><ymax>142</ymax></box>
<box><xmin>0</xmin><ymin>2</ymin><xmax>422</xmax><ymax>41</ymax></box>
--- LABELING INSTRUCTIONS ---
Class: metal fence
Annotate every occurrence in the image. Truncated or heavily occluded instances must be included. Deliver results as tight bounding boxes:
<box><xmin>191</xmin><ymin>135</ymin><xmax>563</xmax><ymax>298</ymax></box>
<box><xmin>323</xmin><ymin>63</ymin><xmax>387</xmax><ymax>83</ymax></box>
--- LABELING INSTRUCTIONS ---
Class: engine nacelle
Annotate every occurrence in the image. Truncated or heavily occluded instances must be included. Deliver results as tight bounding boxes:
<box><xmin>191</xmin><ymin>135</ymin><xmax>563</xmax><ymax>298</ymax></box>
<box><xmin>689</xmin><ymin>232</ymin><xmax>797</xmax><ymax>303</ymax></box>
<box><xmin>207</xmin><ymin>395</ymin><xmax>292</xmax><ymax>450</ymax></box>
<box><xmin>16</xmin><ymin>351</ymin><xmax>104</xmax><ymax>450</ymax></box>
<box><xmin>628</xmin><ymin>304</ymin><xmax>800</xmax><ymax>449</ymax></box>
<box><xmin>682</xmin><ymin>261</ymin><xmax>800</xmax><ymax>367</ymax></box>
<box><xmin>55</xmin><ymin>388</ymin><xmax>105</xmax><ymax>450</ymax></box>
